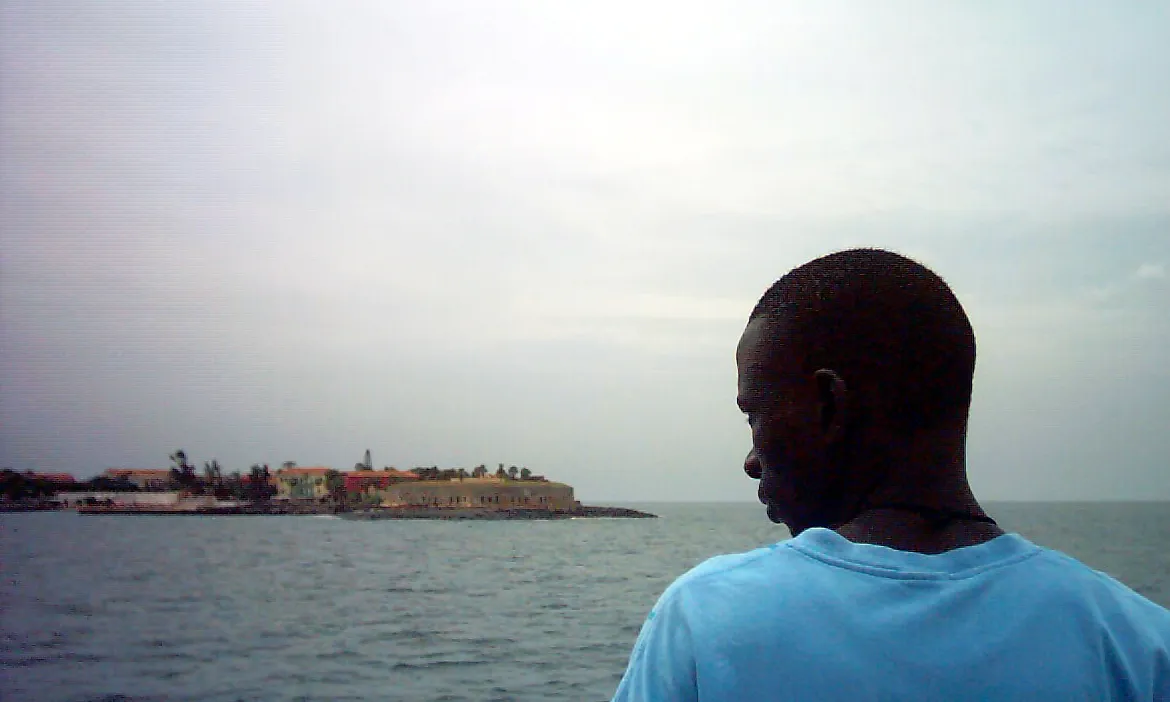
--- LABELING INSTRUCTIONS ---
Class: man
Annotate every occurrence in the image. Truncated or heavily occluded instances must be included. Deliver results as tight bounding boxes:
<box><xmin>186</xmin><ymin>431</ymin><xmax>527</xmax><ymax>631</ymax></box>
<box><xmin>612</xmin><ymin>248</ymin><xmax>1170</xmax><ymax>701</ymax></box>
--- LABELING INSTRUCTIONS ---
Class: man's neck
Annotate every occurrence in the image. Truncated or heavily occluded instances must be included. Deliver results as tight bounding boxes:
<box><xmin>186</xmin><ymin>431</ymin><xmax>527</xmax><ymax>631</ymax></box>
<box><xmin>830</xmin><ymin>425</ymin><xmax>1003</xmax><ymax>554</ymax></box>
<box><xmin>835</xmin><ymin>508</ymin><xmax>1003</xmax><ymax>554</ymax></box>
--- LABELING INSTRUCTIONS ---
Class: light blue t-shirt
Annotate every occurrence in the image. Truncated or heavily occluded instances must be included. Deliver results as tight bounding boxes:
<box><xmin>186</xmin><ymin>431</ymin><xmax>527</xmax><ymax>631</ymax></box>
<box><xmin>612</xmin><ymin>528</ymin><xmax>1170</xmax><ymax>701</ymax></box>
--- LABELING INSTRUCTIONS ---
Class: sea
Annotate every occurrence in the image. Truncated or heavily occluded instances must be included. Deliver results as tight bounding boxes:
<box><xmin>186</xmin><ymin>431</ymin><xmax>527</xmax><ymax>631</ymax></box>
<box><xmin>3</xmin><ymin>502</ymin><xmax>1170</xmax><ymax>702</ymax></box>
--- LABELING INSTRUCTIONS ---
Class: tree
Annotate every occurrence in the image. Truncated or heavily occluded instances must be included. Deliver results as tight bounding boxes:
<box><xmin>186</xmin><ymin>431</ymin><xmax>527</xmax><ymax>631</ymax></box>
<box><xmin>170</xmin><ymin>450</ymin><xmax>188</xmax><ymax>470</ymax></box>
<box><xmin>520</xmin><ymin>467</ymin><xmax>532</xmax><ymax>481</ymax></box>
<box><xmin>79</xmin><ymin>475</ymin><xmax>138</xmax><ymax>492</ymax></box>
<box><xmin>508</xmin><ymin>466</ymin><xmax>519</xmax><ymax>480</ymax></box>
<box><xmin>472</xmin><ymin>465</ymin><xmax>487</xmax><ymax>478</ymax></box>
<box><xmin>170</xmin><ymin>450</ymin><xmax>199</xmax><ymax>493</ymax></box>
<box><xmin>1</xmin><ymin>469</ymin><xmax>57</xmax><ymax>500</ymax></box>
<box><xmin>248</xmin><ymin>464</ymin><xmax>264</xmax><ymax>498</ymax></box>
<box><xmin>203</xmin><ymin>459</ymin><xmax>223</xmax><ymax>490</ymax></box>
<box><xmin>355</xmin><ymin>450</ymin><xmax>373</xmax><ymax>471</ymax></box>
<box><xmin>457</xmin><ymin>468</ymin><xmax>468</xmax><ymax>481</ymax></box>
<box><xmin>247</xmin><ymin>464</ymin><xmax>276</xmax><ymax>502</ymax></box>
<box><xmin>324</xmin><ymin>469</ymin><xmax>346</xmax><ymax>507</ymax></box>
<box><xmin>224</xmin><ymin>471</ymin><xmax>245</xmax><ymax>499</ymax></box>
<box><xmin>495</xmin><ymin>466</ymin><xmax>507</xmax><ymax>479</ymax></box>
<box><xmin>282</xmin><ymin>461</ymin><xmax>297</xmax><ymax>471</ymax></box>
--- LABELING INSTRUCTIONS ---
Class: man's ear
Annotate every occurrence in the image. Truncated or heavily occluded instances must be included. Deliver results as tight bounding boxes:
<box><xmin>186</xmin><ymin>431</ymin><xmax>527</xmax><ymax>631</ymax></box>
<box><xmin>813</xmin><ymin>369</ymin><xmax>848</xmax><ymax>444</ymax></box>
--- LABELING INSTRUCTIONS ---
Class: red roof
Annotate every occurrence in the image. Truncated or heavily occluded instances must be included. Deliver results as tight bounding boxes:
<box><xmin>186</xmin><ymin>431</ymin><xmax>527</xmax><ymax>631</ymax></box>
<box><xmin>276</xmin><ymin>466</ymin><xmax>332</xmax><ymax>476</ymax></box>
<box><xmin>348</xmin><ymin>469</ymin><xmax>418</xmax><ymax>479</ymax></box>
<box><xmin>105</xmin><ymin>469</ymin><xmax>170</xmax><ymax>477</ymax></box>
<box><xmin>33</xmin><ymin>473</ymin><xmax>76</xmax><ymax>482</ymax></box>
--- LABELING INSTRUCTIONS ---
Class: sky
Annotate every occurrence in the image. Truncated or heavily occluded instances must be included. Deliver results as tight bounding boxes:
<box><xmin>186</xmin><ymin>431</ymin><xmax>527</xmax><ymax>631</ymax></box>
<box><xmin>2</xmin><ymin>1</ymin><xmax>1168</xmax><ymax>502</ymax></box>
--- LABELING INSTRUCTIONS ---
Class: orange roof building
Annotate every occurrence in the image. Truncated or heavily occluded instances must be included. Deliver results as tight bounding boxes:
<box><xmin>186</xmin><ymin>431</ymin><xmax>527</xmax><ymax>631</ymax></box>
<box><xmin>103</xmin><ymin>469</ymin><xmax>172</xmax><ymax>489</ymax></box>
<box><xmin>273</xmin><ymin>466</ymin><xmax>333</xmax><ymax>499</ymax></box>
<box><xmin>28</xmin><ymin>472</ymin><xmax>76</xmax><ymax>483</ymax></box>
<box><xmin>343</xmin><ymin>469</ymin><xmax>419</xmax><ymax>493</ymax></box>
<box><xmin>274</xmin><ymin>466</ymin><xmax>332</xmax><ymax>476</ymax></box>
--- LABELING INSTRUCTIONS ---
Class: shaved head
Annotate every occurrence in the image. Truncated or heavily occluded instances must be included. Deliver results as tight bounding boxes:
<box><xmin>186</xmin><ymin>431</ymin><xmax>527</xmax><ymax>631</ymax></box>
<box><xmin>750</xmin><ymin>248</ymin><xmax>976</xmax><ymax>434</ymax></box>
<box><xmin>738</xmin><ymin>248</ymin><xmax>989</xmax><ymax>536</ymax></box>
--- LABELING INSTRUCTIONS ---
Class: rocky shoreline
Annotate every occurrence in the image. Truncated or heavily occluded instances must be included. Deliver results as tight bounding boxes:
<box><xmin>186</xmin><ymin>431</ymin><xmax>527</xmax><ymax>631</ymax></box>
<box><xmin>72</xmin><ymin>503</ymin><xmax>342</xmax><ymax>516</ymax></box>
<box><xmin>61</xmin><ymin>503</ymin><xmax>656</xmax><ymax>519</ymax></box>
<box><xmin>341</xmin><ymin>505</ymin><xmax>657</xmax><ymax>520</ymax></box>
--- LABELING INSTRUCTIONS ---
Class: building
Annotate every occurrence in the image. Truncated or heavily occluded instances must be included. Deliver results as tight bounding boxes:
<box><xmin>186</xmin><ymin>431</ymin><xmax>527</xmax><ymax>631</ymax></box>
<box><xmin>103</xmin><ymin>469</ymin><xmax>172</xmax><ymax>490</ymax></box>
<box><xmin>377</xmin><ymin>477</ymin><xmax>575</xmax><ymax>511</ymax></box>
<box><xmin>27</xmin><ymin>472</ymin><xmax>76</xmax><ymax>485</ymax></box>
<box><xmin>52</xmin><ymin>491</ymin><xmax>182</xmax><ymax>507</ymax></box>
<box><xmin>343</xmin><ymin>469</ymin><xmax>418</xmax><ymax>495</ymax></box>
<box><xmin>274</xmin><ymin>466</ymin><xmax>333</xmax><ymax>499</ymax></box>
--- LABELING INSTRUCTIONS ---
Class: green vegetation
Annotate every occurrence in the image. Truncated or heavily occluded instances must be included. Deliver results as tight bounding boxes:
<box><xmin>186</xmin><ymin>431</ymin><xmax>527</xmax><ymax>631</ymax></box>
<box><xmin>247</xmin><ymin>464</ymin><xmax>276</xmax><ymax>501</ymax></box>
<box><xmin>1</xmin><ymin>469</ymin><xmax>60</xmax><ymax>500</ymax></box>
<box><xmin>324</xmin><ymin>469</ymin><xmax>346</xmax><ymax>506</ymax></box>
<box><xmin>1</xmin><ymin>469</ymin><xmax>143</xmax><ymax>500</ymax></box>
<box><xmin>5</xmin><ymin>446</ymin><xmax>552</xmax><ymax>509</ymax></box>
<box><xmin>169</xmin><ymin>450</ymin><xmax>199</xmax><ymax>492</ymax></box>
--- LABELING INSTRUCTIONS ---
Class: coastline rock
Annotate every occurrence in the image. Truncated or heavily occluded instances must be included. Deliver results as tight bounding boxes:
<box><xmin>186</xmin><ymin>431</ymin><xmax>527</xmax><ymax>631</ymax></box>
<box><xmin>341</xmin><ymin>505</ymin><xmax>657</xmax><ymax>520</ymax></box>
<box><xmin>67</xmin><ymin>502</ymin><xmax>657</xmax><ymax>519</ymax></box>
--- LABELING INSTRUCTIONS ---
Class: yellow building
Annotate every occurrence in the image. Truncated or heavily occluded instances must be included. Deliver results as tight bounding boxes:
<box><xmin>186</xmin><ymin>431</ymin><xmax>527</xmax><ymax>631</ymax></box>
<box><xmin>103</xmin><ymin>469</ymin><xmax>173</xmax><ymax>490</ymax></box>
<box><xmin>274</xmin><ymin>467</ymin><xmax>332</xmax><ymax>500</ymax></box>
<box><xmin>377</xmin><ymin>477</ymin><xmax>575</xmax><ymax>511</ymax></box>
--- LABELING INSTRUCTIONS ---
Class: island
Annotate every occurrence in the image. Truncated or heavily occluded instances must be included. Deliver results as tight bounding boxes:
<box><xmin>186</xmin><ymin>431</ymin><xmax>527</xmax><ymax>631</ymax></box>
<box><xmin>2</xmin><ymin>452</ymin><xmax>657</xmax><ymax>519</ymax></box>
<box><xmin>342</xmin><ymin>505</ymin><xmax>657</xmax><ymax>520</ymax></box>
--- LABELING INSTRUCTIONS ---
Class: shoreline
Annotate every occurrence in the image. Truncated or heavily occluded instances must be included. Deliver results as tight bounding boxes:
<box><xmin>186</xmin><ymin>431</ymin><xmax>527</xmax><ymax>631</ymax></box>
<box><xmin>341</xmin><ymin>505</ymin><xmax>657</xmax><ymax>520</ymax></box>
<box><xmin>10</xmin><ymin>503</ymin><xmax>658</xmax><ymax>519</ymax></box>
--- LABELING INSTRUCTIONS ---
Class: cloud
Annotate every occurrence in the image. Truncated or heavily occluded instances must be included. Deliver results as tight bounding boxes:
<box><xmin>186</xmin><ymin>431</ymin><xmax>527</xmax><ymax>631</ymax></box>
<box><xmin>1134</xmin><ymin>263</ymin><xmax>1166</xmax><ymax>281</ymax></box>
<box><xmin>2</xmin><ymin>1</ymin><xmax>1169</xmax><ymax>501</ymax></box>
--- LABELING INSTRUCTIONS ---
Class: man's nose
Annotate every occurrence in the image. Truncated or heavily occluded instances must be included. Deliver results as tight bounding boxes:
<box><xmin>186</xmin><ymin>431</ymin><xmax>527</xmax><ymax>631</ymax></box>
<box><xmin>744</xmin><ymin>448</ymin><xmax>762</xmax><ymax>480</ymax></box>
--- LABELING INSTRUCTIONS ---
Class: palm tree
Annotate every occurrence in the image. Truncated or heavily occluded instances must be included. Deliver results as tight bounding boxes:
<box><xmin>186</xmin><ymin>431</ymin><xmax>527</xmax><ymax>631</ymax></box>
<box><xmin>170</xmin><ymin>449</ymin><xmax>198</xmax><ymax>492</ymax></box>
<box><xmin>495</xmin><ymin>466</ymin><xmax>507</xmax><ymax>479</ymax></box>
<box><xmin>508</xmin><ymin>466</ymin><xmax>519</xmax><ymax>480</ymax></box>
<box><xmin>227</xmin><ymin>470</ymin><xmax>244</xmax><ymax>499</ymax></box>
<box><xmin>324</xmin><ymin>469</ymin><xmax>347</xmax><ymax>508</ymax></box>
<box><xmin>201</xmin><ymin>459</ymin><xmax>226</xmax><ymax>496</ymax></box>
<box><xmin>520</xmin><ymin>467</ymin><xmax>532</xmax><ymax>480</ymax></box>
<box><xmin>281</xmin><ymin>461</ymin><xmax>297</xmax><ymax>472</ymax></box>
<box><xmin>473</xmin><ymin>465</ymin><xmax>487</xmax><ymax>478</ymax></box>
<box><xmin>457</xmin><ymin>468</ymin><xmax>468</xmax><ymax>481</ymax></box>
<box><xmin>248</xmin><ymin>464</ymin><xmax>275</xmax><ymax>502</ymax></box>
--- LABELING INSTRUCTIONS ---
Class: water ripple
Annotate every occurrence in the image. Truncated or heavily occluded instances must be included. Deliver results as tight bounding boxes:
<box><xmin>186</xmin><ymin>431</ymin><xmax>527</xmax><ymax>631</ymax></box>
<box><xmin>3</xmin><ymin>503</ymin><xmax>1166</xmax><ymax>701</ymax></box>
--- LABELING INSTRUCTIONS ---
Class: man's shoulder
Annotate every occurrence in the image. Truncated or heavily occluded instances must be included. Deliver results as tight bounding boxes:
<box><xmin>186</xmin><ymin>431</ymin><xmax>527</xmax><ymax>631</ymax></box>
<box><xmin>1032</xmin><ymin>547</ymin><xmax>1170</xmax><ymax>633</ymax></box>
<box><xmin>659</xmin><ymin>540</ymin><xmax>803</xmax><ymax>604</ymax></box>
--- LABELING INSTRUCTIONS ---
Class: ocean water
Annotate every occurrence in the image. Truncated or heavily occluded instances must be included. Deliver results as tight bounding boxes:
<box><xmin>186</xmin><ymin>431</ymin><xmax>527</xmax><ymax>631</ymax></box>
<box><xmin>3</xmin><ymin>502</ymin><xmax>1169</xmax><ymax>701</ymax></box>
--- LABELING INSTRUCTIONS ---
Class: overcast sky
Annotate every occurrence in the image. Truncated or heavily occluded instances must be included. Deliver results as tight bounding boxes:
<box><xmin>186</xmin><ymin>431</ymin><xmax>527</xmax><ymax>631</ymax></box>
<box><xmin>2</xmin><ymin>1</ymin><xmax>1168</xmax><ymax>502</ymax></box>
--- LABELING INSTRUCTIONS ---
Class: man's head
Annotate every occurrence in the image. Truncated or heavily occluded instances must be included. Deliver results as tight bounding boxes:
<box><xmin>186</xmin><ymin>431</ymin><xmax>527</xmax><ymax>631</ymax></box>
<box><xmin>736</xmin><ymin>248</ymin><xmax>976</xmax><ymax>533</ymax></box>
